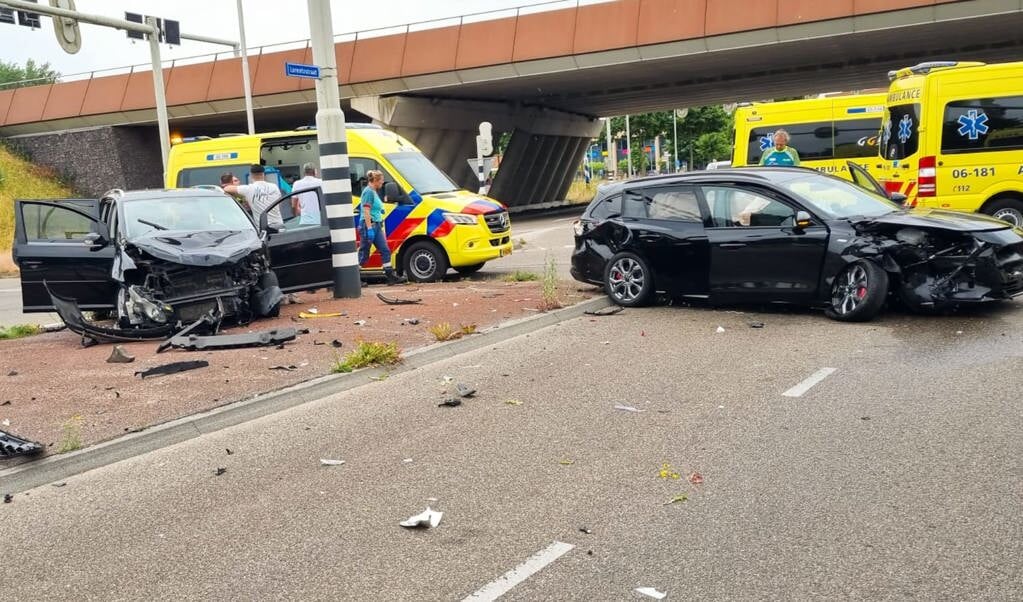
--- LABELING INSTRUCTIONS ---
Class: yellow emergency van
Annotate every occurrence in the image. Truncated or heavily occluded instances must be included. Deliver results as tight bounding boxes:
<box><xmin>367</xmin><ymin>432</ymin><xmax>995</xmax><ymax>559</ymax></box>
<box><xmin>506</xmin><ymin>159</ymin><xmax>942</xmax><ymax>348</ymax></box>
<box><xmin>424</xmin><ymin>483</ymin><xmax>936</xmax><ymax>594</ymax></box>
<box><xmin>165</xmin><ymin>125</ymin><xmax>513</xmax><ymax>282</ymax></box>
<box><xmin>880</xmin><ymin>61</ymin><xmax>1023</xmax><ymax>226</ymax></box>
<box><xmin>733</xmin><ymin>93</ymin><xmax>887</xmax><ymax>181</ymax></box>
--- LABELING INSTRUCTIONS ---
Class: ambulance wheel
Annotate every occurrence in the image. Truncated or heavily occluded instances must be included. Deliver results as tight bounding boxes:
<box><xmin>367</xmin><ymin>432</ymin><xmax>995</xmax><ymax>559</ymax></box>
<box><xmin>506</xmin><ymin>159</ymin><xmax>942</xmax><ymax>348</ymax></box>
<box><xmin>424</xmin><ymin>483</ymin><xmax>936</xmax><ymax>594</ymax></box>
<box><xmin>984</xmin><ymin>197</ymin><xmax>1023</xmax><ymax>228</ymax></box>
<box><xmin>402</xmin><ymin>240</ymin><xmax>449</xmax><ymax>283</ymax></box>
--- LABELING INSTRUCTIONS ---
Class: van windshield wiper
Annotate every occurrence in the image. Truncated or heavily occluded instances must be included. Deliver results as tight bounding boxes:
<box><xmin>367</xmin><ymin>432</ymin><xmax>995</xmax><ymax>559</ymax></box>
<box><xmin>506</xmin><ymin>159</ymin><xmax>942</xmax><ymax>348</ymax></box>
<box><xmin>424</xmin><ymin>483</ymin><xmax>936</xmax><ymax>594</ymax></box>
<box><xmin>137</xmin><ymin>218</ymin><xmax>168</xmax><ymax>231</ymax></box>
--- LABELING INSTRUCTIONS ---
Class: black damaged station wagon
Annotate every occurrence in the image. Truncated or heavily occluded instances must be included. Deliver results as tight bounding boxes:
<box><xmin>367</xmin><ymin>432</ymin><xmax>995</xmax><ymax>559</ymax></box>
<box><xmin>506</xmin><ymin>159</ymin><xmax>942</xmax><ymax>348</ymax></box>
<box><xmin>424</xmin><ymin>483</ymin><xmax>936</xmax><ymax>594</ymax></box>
<box><xmin>571</xmin><ymin>165</ymin><xmax>1023</xmax><ymax>321</ymax></box>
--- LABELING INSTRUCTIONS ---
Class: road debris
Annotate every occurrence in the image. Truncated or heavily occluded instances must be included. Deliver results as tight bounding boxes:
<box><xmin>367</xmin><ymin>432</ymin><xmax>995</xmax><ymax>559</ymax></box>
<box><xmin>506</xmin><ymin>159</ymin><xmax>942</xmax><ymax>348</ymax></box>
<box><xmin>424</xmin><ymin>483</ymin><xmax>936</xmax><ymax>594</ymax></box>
<box><xmin>226</xmin><ymin>448</ymin><xmax>234</xmax><ymax>455</ymax></box>
<box><xmin>401</xmin><ymin>318</ymin><xmax>420</xmax><ymax>326</ymax></box>
<box><xmin>270</xmin><ymin>365</ymin><xmax>298</xmax><ymax>371</ymax></box>
<box><xmin>716</xmin><ymin>326</ymin><xmax>726</xmax><ymax>333</ymax></box>
<box><xmin>438</xmin><ymin>398</ymin><xmax>462</xmax><ymax>408</ymax></box>
<box><xmin>1</xmin><ymin>429</ymin><xmax>44</xmax><ymax>458</ymax></box>
<box><xmin>614</xmin><ymin>404</ymin><xmax>645</xmax><ymax>413</ymax></box>
<box><xmin>635</xmin><ymin>586</ymin><xmax>667</xmax><ymax>599</ymax></box>
<box><xmin>52</xmin><ymin>482</ymin><xmax>67</xmax><ymax>488</ymax></box>
<box><xmin>688</xmin><ymin>472</ymin><xmax>704</xmax><ymax>485</ymax></box>
<box><xmin>106</xmin><ymin>345</ymin><xmax>135</xmax><ymax>363</ymax></box>
<box><xmin>456</xmin><ymin>383</ymin><xmax>477</xmax><ymax>398</ymax></box>
<box><xmin>400</xmin><ymin>507</ymin><xmax>443</xmax><ymax>529</ymax></box>
<box><xmin>163</xmin><ymin>328</ymin><xmax>298</xmax><ymax>351</ymax></box>
<box><xmin>377</xmin><ymin>293</ymin><xmax>422</xmax><ymax>305</ymax></box>
<box><xmin>299</xmin><ymin>311</ymin><xmax>344</xmax><ymax>319</ymax></box>
<box><xmin>3</xmin><ymin>494</ymin><xmax>12</xmax><ymax>504</ymax></box>
<box><xmin>749</xmin><ymin>321</ymin><xmax>765</xmax><ymax>329</ymax></box>
<box><xmin>504</xmin><ymin>399</ymin><xmax>523</xmax><ymax>406</ymax></box>
<box><xmin>320</xmin><ymin>459</ymin><xmax>346</xmax><ymax>466</ymax></box>
<box><xmin>584</xmin><ymin>306</ymin><xmax>624</xmax><ymax>317</ymax></box>
<box><xmin>354</xmin><ymin>320</ymin><xmax>367</xmax><ymax>327</ymax></box>
<box><xmin>135</xmin><ymin>360</ymin><xmax>210</xmax><ymax>379</ymax></box>
<box><xmin>559</xmin><ymin>459</ymin><xmax>575</xmax><ymax>466</ymax></box>
<box><xmin>369</xmin><ymin>374</ymin><xmax>388</xmax><ymax>381</ymax></box>
<box><xmin>579</xmin><ymin>527</ymin><xmax>593</xmax><ymax>534</ymax></box>
<box><xmin>214</xmin><ymin>467</ymin><xmax>227</xmax><ymax>476</ymax></box>
<box><xmin>6</xmin><ymin>371</ymin><xmax>17</xmax><ymax>377</ymax></box>
<box><xmin>402</xmin><ymin>458</ymin><xmax>414</xmax><ymax>463</ymax></box>
<box><xmin>658</xmin><ymin>463</ymin><xmax>681</xmax><ymax>480</ymax></box>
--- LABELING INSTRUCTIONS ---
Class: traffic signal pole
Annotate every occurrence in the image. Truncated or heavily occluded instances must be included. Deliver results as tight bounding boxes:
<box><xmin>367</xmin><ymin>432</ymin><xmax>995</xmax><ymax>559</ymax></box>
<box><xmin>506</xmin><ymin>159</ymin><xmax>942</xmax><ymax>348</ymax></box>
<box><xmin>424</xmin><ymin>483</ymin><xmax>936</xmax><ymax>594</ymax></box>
<box><xmin>307</xmin><ymin>0</ymin><xmax>360</xmax><ymax>298</ymax></box>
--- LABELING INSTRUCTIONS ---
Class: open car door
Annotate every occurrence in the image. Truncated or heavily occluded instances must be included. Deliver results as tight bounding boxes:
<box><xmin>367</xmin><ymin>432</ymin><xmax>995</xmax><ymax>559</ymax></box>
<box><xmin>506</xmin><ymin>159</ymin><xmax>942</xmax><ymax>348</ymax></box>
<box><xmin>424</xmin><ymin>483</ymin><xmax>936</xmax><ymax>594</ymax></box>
<box><xmin>847</xmin><ymin>161</ymin><xmax>896</xmax><ymax>200</ymax></box>
<box><xmin>13</xmin><ymin>199</ymin><xmax>116</xmax><ymax>312</ymax></box>
<box><xmin>260</xmin><ymin>187</ymin><xmax>333</xmax><ymax>292</ymax></box>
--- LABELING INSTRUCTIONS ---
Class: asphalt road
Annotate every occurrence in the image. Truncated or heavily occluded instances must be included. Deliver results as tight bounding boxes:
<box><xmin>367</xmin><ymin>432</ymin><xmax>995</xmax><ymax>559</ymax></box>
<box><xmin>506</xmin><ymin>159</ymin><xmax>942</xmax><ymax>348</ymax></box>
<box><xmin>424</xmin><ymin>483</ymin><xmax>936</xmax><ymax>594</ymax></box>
<box><xmin>3</xmin><ymin>299</ymin><xmax>1021</xmax><ymax>599</ymax></box>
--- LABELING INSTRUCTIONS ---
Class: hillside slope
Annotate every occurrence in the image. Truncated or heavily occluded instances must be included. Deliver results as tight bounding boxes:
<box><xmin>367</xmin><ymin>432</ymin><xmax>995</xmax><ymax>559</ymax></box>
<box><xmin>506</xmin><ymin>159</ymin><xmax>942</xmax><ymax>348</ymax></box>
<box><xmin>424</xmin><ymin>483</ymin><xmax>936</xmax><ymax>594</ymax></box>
<box><xmin>0</xmin><ymin>143</ymin><xmax>75</xmax><ymax>273</ymax></box>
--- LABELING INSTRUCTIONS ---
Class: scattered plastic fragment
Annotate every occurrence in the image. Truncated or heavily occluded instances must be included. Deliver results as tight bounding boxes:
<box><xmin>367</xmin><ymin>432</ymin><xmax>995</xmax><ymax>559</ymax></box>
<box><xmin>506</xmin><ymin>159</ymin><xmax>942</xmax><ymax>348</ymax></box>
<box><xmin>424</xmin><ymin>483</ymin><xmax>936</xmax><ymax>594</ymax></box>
<box><xmin>299</xmin><ymin>311</ymin><xmax>344</xmax><ymax>319</ymax></box>
<box><xmin>403</xmin><ymin>318</ymin><xmax>420</xmax><ymax>326</ymax></box>
<box><xmin>601</xmin><ymin>341</ymin><xmax>611</xmax><ymax>345</ymax></box>
<box><xmin>579</xmin><ymin>527</ymin><xmax>593</xmax><ymax>534</ymax></box>
<box><xmin>331</xmin><ymin>339</ymin><xmax>343</xmax><ymax>348</ymax></box>
<box><xmin>52</xmin><ymin>482</ymin><xmax>67</xmax><ymax>488</ymax></box>
<box><xmin>6</xmin><ymin>371</ymin><xmax>17</xmax><ymax>377</ymax></box>
<box><xmin>270</xmin><ymin>365</ymin><xmax>298</xmax><ymax>371</ymax></box>
<box><xmin>400</xmin><ymin>507</ymin><xmax>443</xmax><ymax>529</ymax></box>
<box><xmin>320</xmin><ymin>459</ymin><xmax>346</xmax><ymax>466</ymax></box>
<box><xmin>658</xmin><ymin>463</ymin><xmax>681</xmax><ymax>480</ymax></box>
<box><xmin>438</xmin><ymin>398</ymin><xmax>462</xmax><ymax>407</ymax></box>
<box><xmin>226</xmin><ymin>448</ymin><xmax>233</xmax><ymax>455</ymax></box>
<box><xmin>456</xmin><ymin>383</ymin><xmax>477</xmax><ymax>398</ymax></box>
<box><xmin>106</xmin><ymin>345</ymin><xmax>135</xmax><ymax>363</ymax></box>
<box><xmin>688</xmin><ymin>472</ymin><xmax>704</xmax><ymax>485</ymax></box>
<box><xmin>749</xmin><ymin>321</ymin><xmax>765</xmax><ymax>329</ymax></box>
<box><xmin>584</xmin><ymin>306</ymin><xmax>624</xmax><ymax>316</ymax></box>
<box><xmin>165</xmin><ymin>328</ymin><xmax>298</xmax><ymax>351</ymax></box>
<box><xmin>354</xmin><ymin>320</ymin><xmax>367</xmax><ymax>326</ymax></box>
<box><xmin>443</xmin><ymin>375</ymin><xmax>454</xmax><ymax>383</ymax></box>
<box><xmin>559</xmin><ymin>459</ymin><xmax>575</xmax><ymax>466</ymax></box>
<box><xmin>636</xmin><ymin>587</ymin><xmax>667</xmax><ymax>599</ymax></box>
<box><xmin>377</xmin><ymin>293</ymin><xmax>421</xmax><ymax>305</ymax></box>
<box><xmin>214</xmin><ymin>467</ymin><xmax>227</xmax><ymax>476</ymax></box>
<box><xmin>1</xmin><ymin>419</ymin><xmax>8</xmax><ymax>426</ymax></box>
<box><xmin>716</xmin><ymin>326</ymin><xmax>726</xmax><ymax>333</ymax></box>
<box><xmin>504</xmin><ymin>399</ymin><xmax>523</xmax><ymax>406</ymax></box>
<box><xmin>402</xmin><ymin>458</ymin><xmax>414</xmax><ymax>463</ymax></box>
<box><xmin>369</xmin><ymin>374</ymin><xmax>388</xmax><ymax>381</ymax></box>
<box><xmin>135</xmin><ymin>360</ymin><xmax>209</xmax><ymax>379</ymax></box>
<box><xmin>3</xmin><ymin>494</ymin><xmax>12</xmax><ymax>504</ymax></box>
<box><xmin>614</xmin><ymin>404</ymin><xmax>645</xmax><ymax>413</ymax></box>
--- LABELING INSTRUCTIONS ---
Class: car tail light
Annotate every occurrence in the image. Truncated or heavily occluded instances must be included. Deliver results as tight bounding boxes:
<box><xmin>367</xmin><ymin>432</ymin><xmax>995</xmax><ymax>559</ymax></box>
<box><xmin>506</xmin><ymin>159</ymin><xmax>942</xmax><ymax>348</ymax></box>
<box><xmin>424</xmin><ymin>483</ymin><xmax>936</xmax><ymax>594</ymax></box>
<box><xmin>573</xmin><ymin>220</ymin><xmax>585</xmax><ymax>237</ymax></box>
<box><xmin>918</xmin><ymin>156</ymin><xmax>937</xmax><ymax>197</ymax></box>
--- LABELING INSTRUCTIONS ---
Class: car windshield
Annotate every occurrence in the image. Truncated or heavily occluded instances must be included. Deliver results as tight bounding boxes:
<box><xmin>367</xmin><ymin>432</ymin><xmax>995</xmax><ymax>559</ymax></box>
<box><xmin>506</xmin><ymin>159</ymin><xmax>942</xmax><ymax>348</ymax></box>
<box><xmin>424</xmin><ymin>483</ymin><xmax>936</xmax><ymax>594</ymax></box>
<box><xmin>778</xmin><ymin>174</ymin><xmax>900</xmax><ymax>219</ymax></box>
<box><xmin>124</xmin><ymin>195</ymin><xmax>255</xmax><ymax>239</ymax></box>
<box><xmin>383</xmin><ymin>152</ymin><xmax>459</xmax><ymax>194</ymax></box>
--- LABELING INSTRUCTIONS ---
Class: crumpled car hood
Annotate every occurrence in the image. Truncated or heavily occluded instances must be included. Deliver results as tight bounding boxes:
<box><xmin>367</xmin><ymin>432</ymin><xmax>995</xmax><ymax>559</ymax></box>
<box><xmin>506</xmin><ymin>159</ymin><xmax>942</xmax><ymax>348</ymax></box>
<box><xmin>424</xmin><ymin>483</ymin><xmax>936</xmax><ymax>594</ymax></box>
<box><xmin>861</xmin><ymin>209</ymin><xmax>1011</xmax><ymax>232</ymax></box>
<box><xmin>130</xmin><ymin>230</ymin><xmax>263</xmax><ymax>266</ymax></box>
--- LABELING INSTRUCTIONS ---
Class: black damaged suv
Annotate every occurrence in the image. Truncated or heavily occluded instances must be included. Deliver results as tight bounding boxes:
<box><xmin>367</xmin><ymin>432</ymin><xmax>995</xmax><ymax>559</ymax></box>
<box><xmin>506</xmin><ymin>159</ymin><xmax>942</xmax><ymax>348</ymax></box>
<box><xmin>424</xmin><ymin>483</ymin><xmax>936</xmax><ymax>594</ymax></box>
<box><xmin>13</xmin><ymin>186</ymin><xmax>335</xmax><ymax>340</ymax></box>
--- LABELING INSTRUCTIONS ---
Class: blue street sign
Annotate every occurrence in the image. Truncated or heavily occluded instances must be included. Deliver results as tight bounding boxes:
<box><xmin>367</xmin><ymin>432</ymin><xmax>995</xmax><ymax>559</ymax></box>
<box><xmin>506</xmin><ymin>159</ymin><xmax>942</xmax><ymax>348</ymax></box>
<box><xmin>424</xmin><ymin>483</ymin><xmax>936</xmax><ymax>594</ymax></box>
<box><xmin>285</xmin><ymin>62</ymin><xmax>321</xmax><ymax>79</ymax></box>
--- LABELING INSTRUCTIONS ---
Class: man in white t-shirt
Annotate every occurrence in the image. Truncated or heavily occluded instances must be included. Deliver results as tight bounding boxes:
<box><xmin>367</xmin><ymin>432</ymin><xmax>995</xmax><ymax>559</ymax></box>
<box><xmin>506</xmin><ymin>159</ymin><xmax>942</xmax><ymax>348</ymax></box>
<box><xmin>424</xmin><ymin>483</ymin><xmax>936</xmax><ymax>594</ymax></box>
<box><xmin>223</xmin><ymin>164</ymin><xmax>284</xmax><ymax>231</ymax></box>
<box><xmin>290</xmin><ymin>162</ymin><xmax>323</xmax><ymax>226</ymax></box>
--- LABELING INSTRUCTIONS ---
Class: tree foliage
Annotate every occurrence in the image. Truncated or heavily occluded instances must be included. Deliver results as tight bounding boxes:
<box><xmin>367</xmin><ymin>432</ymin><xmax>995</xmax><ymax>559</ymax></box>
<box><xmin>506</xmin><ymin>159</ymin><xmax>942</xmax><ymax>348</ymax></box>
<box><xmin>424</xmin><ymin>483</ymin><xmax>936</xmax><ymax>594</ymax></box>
<box><xmin>597</xmin><ymin>106</ymin><xmax>733</xmax><ymax>170</ymax></box>
<box><xmin>0</xmin><ymin>59</ymin><xmax>60</xmax><ymax>89</ymax></box>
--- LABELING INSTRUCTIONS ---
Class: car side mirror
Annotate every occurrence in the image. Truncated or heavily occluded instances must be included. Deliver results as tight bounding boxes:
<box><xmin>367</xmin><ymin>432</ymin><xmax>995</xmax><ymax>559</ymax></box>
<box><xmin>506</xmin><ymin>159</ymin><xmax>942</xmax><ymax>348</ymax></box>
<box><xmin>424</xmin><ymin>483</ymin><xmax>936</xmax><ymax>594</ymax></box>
<box><xmin>259</xmin><ymin>212</ymin><xmax>280</xmax><ymax>235</ymax></box>
<box><xmin>83</xmin><ymin>231</ymin><xmax>108</xmax><ymax>250</ymax></box>
<box><xmin>384</xmin><ymin>181</ymin><xmax>412</xmax><ymax>205</ymax></box>
<box><xmin>795</xmin><ymin>210</ymin><xmax>813</xmax><ymax>229</ymax></box>
<box><xmin>889</xmin><ymin>192</ymin><xmax>908</xmax><ymax>205</ymax></box>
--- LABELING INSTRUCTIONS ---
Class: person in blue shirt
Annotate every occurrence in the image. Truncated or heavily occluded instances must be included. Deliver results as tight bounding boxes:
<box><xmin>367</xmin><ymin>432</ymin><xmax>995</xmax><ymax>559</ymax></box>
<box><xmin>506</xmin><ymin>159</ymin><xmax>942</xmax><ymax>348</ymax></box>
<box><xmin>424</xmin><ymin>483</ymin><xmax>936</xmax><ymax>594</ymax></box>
<box><xmin>759</xmin><ymin>129</ymin><xmax>801</xmax><ymax>166</ymax></box>
<box><xmin>359</xmin><ymin>170</ymin><xmax>405</xmax><ymax>285</ymax></box>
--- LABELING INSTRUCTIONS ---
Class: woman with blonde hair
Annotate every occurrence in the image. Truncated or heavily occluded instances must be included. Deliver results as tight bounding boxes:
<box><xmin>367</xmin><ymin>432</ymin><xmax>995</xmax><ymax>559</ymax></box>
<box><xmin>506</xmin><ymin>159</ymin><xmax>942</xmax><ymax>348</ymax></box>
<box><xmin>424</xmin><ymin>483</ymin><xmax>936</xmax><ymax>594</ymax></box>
<box><xmin>359</xmin><ymin>170</ymin><xmax>405</xmax><ymax>285</ymax></box>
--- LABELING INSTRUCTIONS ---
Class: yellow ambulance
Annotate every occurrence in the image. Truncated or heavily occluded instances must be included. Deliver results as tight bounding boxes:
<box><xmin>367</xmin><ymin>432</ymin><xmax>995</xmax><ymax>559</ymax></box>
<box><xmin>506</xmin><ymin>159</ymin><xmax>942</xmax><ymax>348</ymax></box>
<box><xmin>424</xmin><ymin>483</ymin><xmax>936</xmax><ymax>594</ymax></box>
<box><xmin>733</xmin><ymin>93</ymin><xmax>886</xmax><ymax>180</ymax></box>
<box><xmin>880</xmin><ymin>61</ymin><xmax>1023</xmax><ymax>226</ymax></box>
<box><xmin>165</xmin><ymin>125</ymin><xmax>513</xmax><ymax>282</ymax></box>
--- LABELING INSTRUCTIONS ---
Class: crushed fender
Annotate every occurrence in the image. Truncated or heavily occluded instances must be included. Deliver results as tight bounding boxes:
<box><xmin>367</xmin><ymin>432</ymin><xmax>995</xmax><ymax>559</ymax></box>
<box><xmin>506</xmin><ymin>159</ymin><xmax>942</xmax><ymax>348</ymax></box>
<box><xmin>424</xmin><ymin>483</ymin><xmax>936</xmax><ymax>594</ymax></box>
<box><xmin>135</xmin><ymin>360</ymin><xmax>210</xmax><ymax>379</ymax></box>
<box><xmin>1</xmin><ymin>429</ymin><xmax>44</xmax><ymax>458</ymax></box>
<box><xmin>377</xmin><ymin>293</ymin><xmax>422</xmax><ymax>305</ymax></box>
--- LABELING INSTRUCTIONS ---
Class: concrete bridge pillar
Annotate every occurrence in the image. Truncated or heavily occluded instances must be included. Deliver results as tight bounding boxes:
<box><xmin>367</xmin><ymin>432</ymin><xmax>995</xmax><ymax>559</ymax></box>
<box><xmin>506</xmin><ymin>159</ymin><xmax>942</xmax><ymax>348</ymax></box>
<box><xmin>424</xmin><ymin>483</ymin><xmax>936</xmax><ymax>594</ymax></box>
<box><xmin>351</xmin><ymin>96</ymin><xmax>601</xmax><ymax>209</ymax></box>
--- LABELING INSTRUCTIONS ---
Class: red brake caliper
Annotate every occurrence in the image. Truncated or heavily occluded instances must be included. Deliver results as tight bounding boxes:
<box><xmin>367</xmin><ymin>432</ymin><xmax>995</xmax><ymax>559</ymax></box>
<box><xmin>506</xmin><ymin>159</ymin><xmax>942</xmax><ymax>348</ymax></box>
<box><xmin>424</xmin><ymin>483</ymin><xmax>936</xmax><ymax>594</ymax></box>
<box><xmin>857</xmin><ymin>287</ymin><xmax>867</xmax><ymax>299</ymax></box>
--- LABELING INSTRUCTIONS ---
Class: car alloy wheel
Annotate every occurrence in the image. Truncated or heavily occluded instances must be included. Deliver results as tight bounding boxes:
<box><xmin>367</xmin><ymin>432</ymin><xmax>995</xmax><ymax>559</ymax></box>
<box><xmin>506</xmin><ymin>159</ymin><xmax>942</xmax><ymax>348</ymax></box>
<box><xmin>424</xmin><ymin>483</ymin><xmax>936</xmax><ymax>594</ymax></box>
<box><xmin>832</xmin><ymin>263</ymin><xmax>869</xmax><ymax>316</ymax></box>
<box><xmin>607</xmin><ymin>257</ymin><xmax>645</xmax><ymax>303</ymax></box>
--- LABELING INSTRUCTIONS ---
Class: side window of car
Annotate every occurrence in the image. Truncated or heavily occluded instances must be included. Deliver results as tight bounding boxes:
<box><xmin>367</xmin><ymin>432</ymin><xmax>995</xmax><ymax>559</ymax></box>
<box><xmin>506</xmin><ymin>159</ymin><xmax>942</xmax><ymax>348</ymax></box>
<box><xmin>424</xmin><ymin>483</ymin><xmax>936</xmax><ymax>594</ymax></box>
<box><xmin>588</xmin><ymin>194</ymin><xmax>622</xmax><ymax>220</ymax></box>
<box><xmin>21</xmin><ymin>204</ymin><xmax>96</xmax><ymax>242</ymax></box>
<box><xmin>702</xmin><ymin>186</ymin><xmax>795</xmax><ymax>228</ymax></box>
<box><xmin>644</xmin><ymin>186</ymin><xmax>702</xmax><ymax>222</ymax></box>
<box><xmin>622</xmin><ymin>189</ymin><xmax>648</xmax><ymax>218</ymax></box>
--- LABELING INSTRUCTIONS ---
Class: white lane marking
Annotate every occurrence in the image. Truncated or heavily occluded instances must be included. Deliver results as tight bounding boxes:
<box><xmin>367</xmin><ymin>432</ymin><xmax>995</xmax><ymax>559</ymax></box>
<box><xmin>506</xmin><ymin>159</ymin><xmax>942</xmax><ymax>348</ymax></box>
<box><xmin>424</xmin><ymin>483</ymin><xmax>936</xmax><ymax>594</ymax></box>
<box><xmin>782</xmin><ymin>367</ymin><xmax>837</xmax><ymax>397</ymax></box>
<box><xmin>463</xmin><ymin>541</ymin><xmax>575</xmax><ymax>601</ymax></box>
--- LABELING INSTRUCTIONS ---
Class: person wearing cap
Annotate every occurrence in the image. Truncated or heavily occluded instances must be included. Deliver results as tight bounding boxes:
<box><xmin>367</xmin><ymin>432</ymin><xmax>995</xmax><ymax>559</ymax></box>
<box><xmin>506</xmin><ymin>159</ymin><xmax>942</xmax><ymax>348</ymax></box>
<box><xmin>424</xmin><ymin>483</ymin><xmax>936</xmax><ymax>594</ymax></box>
<box><xmin>289</xmin><ymin>162</ymin><xmax>323</xmax><ymax>226</ymax></box>
<box><xmin>759</xmin><ymin>129</ymin><xmax>801</xmax><ymax>166</ymax></box>
<box><xmin>223</xmin><ymin>164</ymin><xmax>284</xmax><ymax>231</ymax></box>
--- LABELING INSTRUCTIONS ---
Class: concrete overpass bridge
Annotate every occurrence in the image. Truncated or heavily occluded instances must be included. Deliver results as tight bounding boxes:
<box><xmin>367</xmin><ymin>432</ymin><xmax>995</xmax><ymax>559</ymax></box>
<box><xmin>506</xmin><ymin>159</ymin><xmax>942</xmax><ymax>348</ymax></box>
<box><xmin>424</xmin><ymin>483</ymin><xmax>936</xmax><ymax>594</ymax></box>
<box><xmin>2</xmin><ymin>0</ymin><xmax>1022</xmax><ymax>206</ymax></box>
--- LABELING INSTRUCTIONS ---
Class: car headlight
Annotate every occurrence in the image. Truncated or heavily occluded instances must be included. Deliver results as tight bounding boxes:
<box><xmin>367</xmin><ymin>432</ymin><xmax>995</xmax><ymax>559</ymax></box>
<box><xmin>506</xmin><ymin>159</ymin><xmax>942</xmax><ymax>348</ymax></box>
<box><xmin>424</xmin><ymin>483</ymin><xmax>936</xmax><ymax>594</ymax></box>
<box><xmin>444</xmin><ymin>213</ymin><xmax>479</xmax><ymax>225</ymax></box>
<box><xmin>573</xmin><ymin>220</ymin><xmax>585</xmax><ymax>236</ymax></box>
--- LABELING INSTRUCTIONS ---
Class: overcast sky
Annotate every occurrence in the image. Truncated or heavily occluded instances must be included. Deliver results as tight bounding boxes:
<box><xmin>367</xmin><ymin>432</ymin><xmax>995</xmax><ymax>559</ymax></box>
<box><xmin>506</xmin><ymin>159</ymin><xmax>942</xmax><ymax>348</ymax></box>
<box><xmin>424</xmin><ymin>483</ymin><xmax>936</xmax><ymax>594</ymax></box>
<box><xmin>1</xmin><ymin>0</ymin><xmax>576</xmax><ymax>77</ymax></box>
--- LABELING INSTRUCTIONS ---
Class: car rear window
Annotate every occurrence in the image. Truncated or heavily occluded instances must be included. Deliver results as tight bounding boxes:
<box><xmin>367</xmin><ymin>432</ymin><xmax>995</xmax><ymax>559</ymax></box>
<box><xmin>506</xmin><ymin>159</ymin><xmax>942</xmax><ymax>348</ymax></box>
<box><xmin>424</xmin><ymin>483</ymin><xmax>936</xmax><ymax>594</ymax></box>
<box><xmin>881</xmin><ymin>104</ymin><xmax>920</xmax><ymax>160</ymax></box>
<box><xmin>587</xmin><ymin>193</ymin><xmax>621</xmax><ymax>220</ymax></box>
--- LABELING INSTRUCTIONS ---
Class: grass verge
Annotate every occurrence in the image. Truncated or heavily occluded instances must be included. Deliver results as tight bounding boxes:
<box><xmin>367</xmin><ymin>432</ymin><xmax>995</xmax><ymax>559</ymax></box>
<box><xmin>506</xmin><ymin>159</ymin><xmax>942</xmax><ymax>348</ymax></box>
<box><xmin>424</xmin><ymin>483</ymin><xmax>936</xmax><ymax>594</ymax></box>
<box><xmin>0</xmin><ymin>323</ymin><xmax>40</xmax><ymax>340</ymax></box>
<box><xmin>503</xmin><ymin>270</ymin><xmax>539</xmax><ymax>282</ymax></box>
<box><xmin>331</xmin><ymin>341</ymin><xmax>402</xmax><ymax>373</ymax></box>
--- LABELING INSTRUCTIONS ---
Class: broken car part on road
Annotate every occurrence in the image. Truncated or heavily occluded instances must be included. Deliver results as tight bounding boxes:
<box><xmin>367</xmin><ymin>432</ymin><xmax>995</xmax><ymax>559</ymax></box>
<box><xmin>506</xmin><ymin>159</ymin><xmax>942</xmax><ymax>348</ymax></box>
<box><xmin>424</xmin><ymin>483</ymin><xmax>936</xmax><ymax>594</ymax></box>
<box><xmin>135</xmin><ymin>360</ymin><xmax>210</xmax><ymax>379</ymax></box>
<box><xmin>1</xmin><ymin>430</ymin><xmax>44</xmax><ymax>458</ymax></box>
<box><xmin>377</xmin><ymin>293</ymin><xmax>422</xmax><ymax>305</ymax></box>
<box><xmin>161</xmin><ymin>327</ymin><xmax>298</xmax><ymax>352</ymax></box>
<box><xmin>400</xmin><ymin>507</ymin><xmax>443</xmax><ymax>529</ymax></box>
